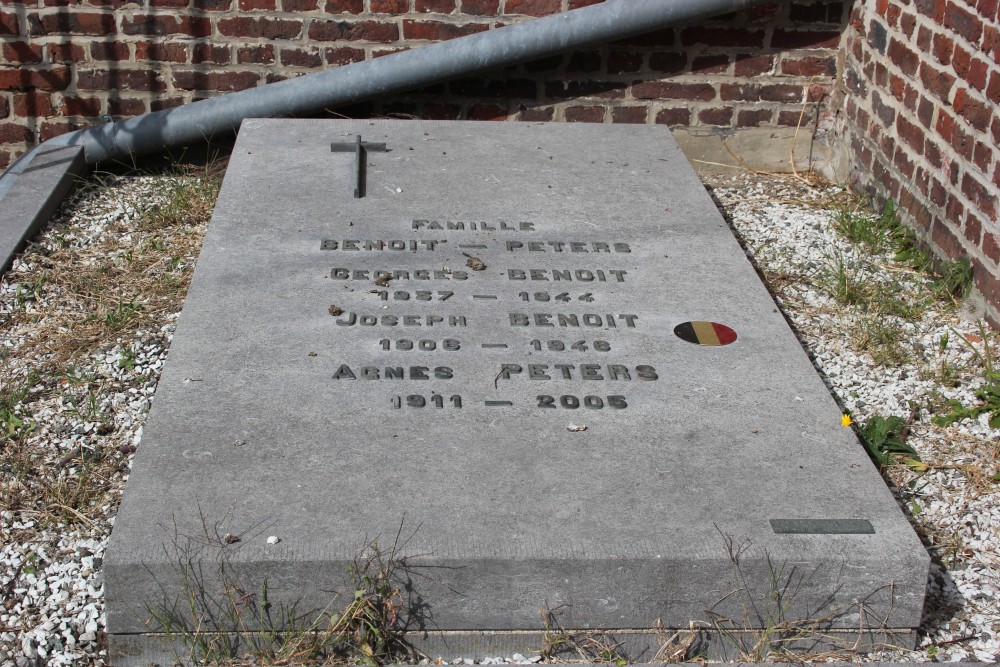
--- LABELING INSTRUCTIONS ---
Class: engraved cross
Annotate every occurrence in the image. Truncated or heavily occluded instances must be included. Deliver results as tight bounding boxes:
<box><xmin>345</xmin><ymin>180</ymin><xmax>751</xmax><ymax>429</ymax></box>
<box><xmin>330</xmin><ymin>135</ymin><xmax>388</xmax><ymax>199</ymax></box>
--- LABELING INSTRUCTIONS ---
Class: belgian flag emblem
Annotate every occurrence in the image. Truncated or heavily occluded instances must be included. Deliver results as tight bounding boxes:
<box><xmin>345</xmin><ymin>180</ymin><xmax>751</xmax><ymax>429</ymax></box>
<box><xmin>673</xmin><ymin>321</ymin><xmax>738</xmax><ymax>346</ymax></box>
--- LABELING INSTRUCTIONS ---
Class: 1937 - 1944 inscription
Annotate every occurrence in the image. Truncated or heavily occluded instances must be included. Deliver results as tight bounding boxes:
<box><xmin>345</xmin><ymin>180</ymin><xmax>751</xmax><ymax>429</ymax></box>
<box><xmin>321</xmin><ymin>218</ymin><xmax>653</xmax><ymax>412</ymax></box>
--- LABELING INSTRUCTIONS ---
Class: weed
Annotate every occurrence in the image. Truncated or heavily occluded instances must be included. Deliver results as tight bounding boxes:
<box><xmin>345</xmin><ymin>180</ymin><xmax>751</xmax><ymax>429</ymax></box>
<box><xmin>932</xmin><ymin>322</ymin><xmax>1000</xmax><ymax>429</ymax></box>
<box><xmin>858</xmin><ymin>414</ymin><xmax>921</xmax><ymax>467</ymax></box>
<box><xmin>817</xmin><ymin>250</ymin><xmax>874</xmax><ymax>308</ymax></box>
<box><xmin>102</xmin><ymin>299</ymin><xmax>143</xmax><ymax>331</ymax></box>
<box><xmin>0</xmin><ymin>375</ymin><xmax>37</xmax><ymax>440</ymax></box>
<box><xmin>832</xmin><ymin>198</ymin><xmax>895</xmax><ymax>253</ymax></box>
<box><xmin>854</xmin><ymin>316</ymin><xmax>912</xmax><ymax>366</ymax></box>
<box><xmin>117</xmin><ymin>347</ymin><xmax>137</xmax><ymax>372</ymax></box>
<box><xmin>539</xmin><ymin>604</ymin><xmax>628</xmax><ymax>664</ymax></box>
<box><xmin>148</xmin><ymin>516</ymin><xmax>418</xmax><ymax>666</ymax></box>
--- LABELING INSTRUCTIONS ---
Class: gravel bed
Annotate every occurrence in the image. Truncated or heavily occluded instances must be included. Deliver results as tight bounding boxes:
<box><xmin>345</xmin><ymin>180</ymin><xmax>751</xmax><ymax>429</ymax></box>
<box><xmin>0</xmin><ymin>169</ymin><xmax>997</xmax><ymax>666</ymax></box>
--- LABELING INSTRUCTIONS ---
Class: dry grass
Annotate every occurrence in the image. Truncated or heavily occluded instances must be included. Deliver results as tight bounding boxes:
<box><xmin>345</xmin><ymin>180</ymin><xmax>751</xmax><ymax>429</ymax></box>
<box><xmin>0</xmin><ymin>160</ymin><xmax>224</xmax><ymax>531</ymax></box>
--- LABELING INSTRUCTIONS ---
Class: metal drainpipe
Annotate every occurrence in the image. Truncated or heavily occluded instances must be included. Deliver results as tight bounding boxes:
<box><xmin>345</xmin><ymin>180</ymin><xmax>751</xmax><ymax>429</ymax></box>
<box><xmin>0</xmin><ymin>0</ymin><xmax>771</xmax><ymax>193</ymax></box>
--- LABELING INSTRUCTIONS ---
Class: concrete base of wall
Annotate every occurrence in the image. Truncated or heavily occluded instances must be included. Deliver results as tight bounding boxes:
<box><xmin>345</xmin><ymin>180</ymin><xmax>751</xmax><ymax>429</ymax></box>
<box><xmin>671</xmin><ymin>126</ymin><xmax>848</xmax><ymax>182</ymax></box>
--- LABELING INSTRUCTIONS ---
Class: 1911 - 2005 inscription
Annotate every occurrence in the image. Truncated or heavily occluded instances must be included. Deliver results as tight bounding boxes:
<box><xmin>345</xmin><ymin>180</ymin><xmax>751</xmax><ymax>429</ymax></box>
<box><xmin>321</xmin><ymin>218</ymin><xmax>652</xmax><ymax>412</ymax></box>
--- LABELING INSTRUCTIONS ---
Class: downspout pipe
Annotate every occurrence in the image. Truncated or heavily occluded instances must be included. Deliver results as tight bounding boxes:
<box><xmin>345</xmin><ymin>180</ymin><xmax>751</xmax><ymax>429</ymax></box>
<box><xmin>1</xmin><ymin>0</ymin><xmax>770</xmax><ymax>190</ymax></box>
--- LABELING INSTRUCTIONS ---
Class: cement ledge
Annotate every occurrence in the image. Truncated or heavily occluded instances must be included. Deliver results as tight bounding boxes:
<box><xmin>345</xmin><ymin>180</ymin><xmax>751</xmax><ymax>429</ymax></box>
<box><xmin>0</xmin><ymin>145</ymin><xmax>87</xmax><ymax>274</ymax></box>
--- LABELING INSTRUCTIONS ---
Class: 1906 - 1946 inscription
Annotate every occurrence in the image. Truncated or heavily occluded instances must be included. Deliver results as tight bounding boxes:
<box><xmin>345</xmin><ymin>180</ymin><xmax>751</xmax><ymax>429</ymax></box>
<box><xmin>321</xmin><ymin>220</ymin><xmax>650</xmax><ymax>411</ymax></box>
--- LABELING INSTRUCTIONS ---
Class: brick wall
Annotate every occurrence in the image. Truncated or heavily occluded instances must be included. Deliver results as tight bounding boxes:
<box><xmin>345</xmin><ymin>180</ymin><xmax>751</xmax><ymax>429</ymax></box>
<box><xmin>0</xmin><ymin>0</ymin><xmax>847</xmax><ymax>169</ymax></box>
<box><xmin>842</xmin><ymin>0</ymin><xmax>1000</xmax><ymax>325</ymax></box>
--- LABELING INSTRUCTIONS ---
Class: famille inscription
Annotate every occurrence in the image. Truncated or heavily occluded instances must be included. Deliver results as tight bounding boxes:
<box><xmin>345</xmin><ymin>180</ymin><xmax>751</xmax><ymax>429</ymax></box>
<box><xmin>323</xmin><ymin>219</ymin><xmax>651</xmax><ymax>411</ymax></box>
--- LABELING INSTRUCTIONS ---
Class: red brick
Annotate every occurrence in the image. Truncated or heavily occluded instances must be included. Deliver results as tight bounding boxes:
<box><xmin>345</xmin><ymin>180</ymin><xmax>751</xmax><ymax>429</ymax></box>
<box><xmin>896</xmin><ymin>114</ymin><xmax>925</xmax><ymax>152</ymax></box>
<box><xmin>506</xmin><ymin>0</ymin><xmax>560</xmax><ymax>16</ymax></box>
<box><xmin>285</xmin><ymin>0</ymin><xmax>319</xmax><ymax>8</ymax></box>
<box><xmin>193</xmin><ymin>43</ymin><xmax>231</xmax><ymax>64</ymax></box>
<box><xmin>614</xmin><ymin>28</ymin><xmax>674</xmax><ymax>48</ymax></box>
<box><xmin>281</xmin><ymin>47</ymin><xmax>323</xmax><ymax>67</ymax></box>
<box><xmin>151</xmin><ymin>97</ymin><xmax>185</xmax><ymax>111</ymax></box>
<box><xmin>943</xmin><ymin>1</ymin><xmax>983</xmax><ymax>43</ymax></box>
<box><xmin>454</xmin><ymin>77</ymin><xmax>535</xmax><ymax>98</ymax></box>
<box><xmin>606</xmin><ymin>51</ymin><xmax>642</xmax><ymax>74</ymax></box>
<box><xmin>91</xmin><ymin>40</ymin><xmax>130</xmax><ymax>60</ymax></box>
<box><xmin>61</xmin><ymin>96</ymin><xmax>102</xmax><ymax>116</ymax></box>
<box><xmin>771</xmin><ymin>29</ymin><xmax>842</xmax><ymax>49</ymax></box>
<box><xmin>983</xmin><ymin>232</ymin><xmax>999</xmax><ymax>264</ymax></box>
<box><xmin>648</xmin><ymin>52</ymin><xmax>685</xmax><ymax>74</ymax></box>
<box><xmin>172</xmin><ymin>70</ymin><xmax>260</xmax><ymax>92</ymax></box>
<box><xmin>0</xmin><ymin>66</ymin><xmax>72</xmax><ymax>90</ymax></box>
<box><xmin>634</xmin><ymin>81</ymin><xmax>714</xmax><ymax>101</ymax></box>
<box><xmin>567</xmin><ymin>0</ymin><xmax>602</xmax><ymax>7</ymax></box>
<box><xmin>972</xmin><ymin>141</ymin><xmax>993</xmax><ymax>173</ymax></box>
<box><xmin>371</xmin><ymin>0</ymin><xmax>408</xmax><ymax>11</ymax></box>
<box><xmin>0</xmin><ymin>12</ymin><xmax>18</xmax><ymax>35</ymax></box>
<box><xmin>962</xmin><ymin>171</ymin><xmax>996</xmax><ymax>218</ymax></box>
<box><xmin>0</xmin><ymin>123</ymin><xmax>33</xmax><ymax>143</ymax></box>
<box><xmin>931</xmin><ymin>216</ymin><xmax>963</xmax><ymax>259</ymax></box>
<box><xmin>237</xmin><ymin>44</ymin><xmax>275</xmax><ymax>64</ymax></box>
<box><xmin>415</xmin><ymin>0</ymin><xmax>453</xmax><ymax>11</ymax></box>
<box><xmin>932</xmin><ymin>32</ymin><xmax>954</xmax><ymax>65</ymax></box>
<box><xmin>734</xmin><ymin>53</ymin><xmax>773</xmax><ymax>76</ymax></box>
<box><xmin>192</xmin><ymin>0</ymin><xmax>232</xmax><ymax>8</ymax></box>
<box><xmin>135</xmin><ymin>41</ymin><xmax>187</xmax><ymax>62</ymax></box>
<box><xmin>423</xmin><ymin>102</ymin><xmax>461</xmax><ymax>119</ymax></box>
<box><xmin>327</xmin><ymin>0</ymin><xmax>364</xmax><ymax>11</ymax></box>
<box><xmin>402</xmin><ymin>19</ymin><xmax>485</xmax><ymax>40</ymax></box>
<box><xmin>544</xmin><ymin>80</ymin><xmax>624</xmax><ymax>99</ymax></box>
<box><xmin>517</xmin><ymin>106</ymin><xmax>553</xmax><ymax>121</ymax></box>
<box><xmin>782</xmin><ymin>55</ymin><xmax>837</xmax><ymax>76</ymax></box>
<box><xmin>46</xmin><ymin>42</ymin><xmax>86</xmax><ymax>61</ymax></box>
<box><xmin>919</xmin><ymin>62</ymin><xmax>956</xmax><ymax>101</ymax></box>
<box><xmin>565</xmin><ymin>105</ymin><xmax>605</xmax><ymax>122</ymax></box>
<box><xmin>30</xmin><ymin>11</ymin><xmax>116</xmax><ymax>35</ymax></box>
<box><xmin>0</xmin><ymin>97</ymin><xmax>8</xmax><ymax>119</ymax></box>
<box><xmin>149</xmin><ymin>0</ymin><xmax>187</xmax><ymax>6</ymax></box>
<box><xmin>39</xmin><ymin>119</ymin><xmax>87</xmax><ymax>141</ymax></box>
<box><xmin>973</xmin><ymin>259</ymin><xmax>1000</xmax><ymax>308</ymax></box>
<box><xmin>917</xmin><ymin>97</ymin><xmax>934</xmax><ymax>128</ymax></box>
<box><xmin>886</xmin><ymin>38</ymin><xmax>919</xmax><ymax>76</ymax></box>
<box><xmin>566</xmin><ymin>51</ymin><xmax>601</xmax><ymax>73</ymax></box>
<box><xmin>218</xmin><ymin>17</ymin><xmax>302</xmax><ymax>38</ymax></box>
<box><xmin>900</xmin><ymin>9</ymin><xmax>917</xmax><ymax>38</ymax></box>
<box><xmin>698</xmin><ymin>107</ymin><xmax>733</xmax><ymax>126</ymax></box>
<box><xmin>655</xmin><ymin>107</ymin><xmax>691</xmax><ymax>126</ymax></box>
<box><xmin>983</xmin><ymin>24</ymin><xmax>1000</xmax><ymax>62</ymax></box>
<box><xmin>325</xmin><ymin>46</ymin><xmax>365</xmax><ymax>65</ymax></box>
<box><xmin>2</xmin><ymin>42</ymin><xmax>43</xmax><ymax>63</ymax></box>
<box><xmin>682</xmin><ymin>28</ymin><xmax>764</xmax><ymax>48</ymax></box>
<box><xmin>107</xmin><ymin>97</ymin><xmax>146</xmax><ymax>116</ymax></box>
<box><xmin>691</xmin><ymin>54</ymin><xmax>729</xmax><ymax>74</ymax></box>
<box><xmin>893</xmin><ymin>145</ymin><xmax>915</xmax><ymax>178</ymax></box>
<box><xmin>241</xmin><ymin>0</ymin><xmax>276</xmax><ymax>9</ymax></box>
<box><xmin>462</xmin><ymin>0</ymin><xmax>498</xmax><ymax>14</ymax></box>
<box><xmin>789</xmin><ymin>1</ymin><xmax>844</xmax><ymax>22</ymax></box>
<box><xmin>963</xmin><ymin>212</ymin><xmax>982</xmax><ymax>245</ymax></box>
<box><xmin>122</xmin><ymin>15</ymin><xmax>211</xmax><ymax>37</ymax></box>
<box><xmin>311</xmin><ymin>18</ymin><xmax>400</xmax><ymax>41</ymax></box>
<box><xmin>77</xmin><ymin>69</ymin><xmax>166</xmax><ymax>92</ymax></box>
<box><xmin>611</xmin><ymin>106</ymin><xmax>646</xmax><ymax>124</ymax></box>
<box><xmin>953</xmin><ymin>87</ymin><xmax>993</xmax><ymax>132</ymax></box>
<box><xmin>468</xmin><ymin>103</ymin><xmax>506</xmax><ymax>120</ymax></box>
<box><xmin>914</xmin><ymin>0</ymin><xmax>945</xmax><ymax>21</ymax></box>
<box><xmin>13</xmin><ymin>91</ymin><xmax>52</xmax><ymax>116</ymax></box>
<box><xmin>737</xmin><ymin>109</ymin><xmax>773</xmax><ymax>127</ymax></box>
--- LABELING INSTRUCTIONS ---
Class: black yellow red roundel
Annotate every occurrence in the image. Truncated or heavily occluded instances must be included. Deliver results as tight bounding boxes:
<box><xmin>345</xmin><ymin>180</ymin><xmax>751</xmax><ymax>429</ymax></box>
<box><xmin>673</xmin><ymin>321</ymin><xmax>738</xmax><ymax>346</ymax></box>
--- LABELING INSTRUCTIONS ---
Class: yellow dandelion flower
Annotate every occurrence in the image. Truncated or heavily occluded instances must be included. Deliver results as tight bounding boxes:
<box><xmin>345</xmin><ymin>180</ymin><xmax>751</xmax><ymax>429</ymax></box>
<box><xmin>841</xmin><ymin>414</ymin><xmax>852</xmax><ymax>427</ymax></box>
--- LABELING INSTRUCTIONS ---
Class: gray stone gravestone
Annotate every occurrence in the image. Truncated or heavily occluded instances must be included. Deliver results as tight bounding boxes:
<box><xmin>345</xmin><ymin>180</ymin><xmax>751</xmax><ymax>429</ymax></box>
<box><xmin>106</xmin><ymin>119</ymin><xmax>929</xmax><ymax>664</ymax></box>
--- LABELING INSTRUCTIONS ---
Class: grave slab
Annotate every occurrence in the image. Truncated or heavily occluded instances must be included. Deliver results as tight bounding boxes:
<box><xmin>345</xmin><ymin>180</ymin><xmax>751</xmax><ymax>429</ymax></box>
<box><xmin>106</xmin><ymin>120</ymin><xmax>929</xmax><ymax>661</ymax></box>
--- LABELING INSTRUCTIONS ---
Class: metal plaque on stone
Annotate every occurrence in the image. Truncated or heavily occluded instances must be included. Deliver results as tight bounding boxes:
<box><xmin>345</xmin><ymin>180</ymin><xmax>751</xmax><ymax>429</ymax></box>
<box><xmin>106</xmin><ymin>120</ymin><xmax>929</xmax><ymax>663</ymax></box>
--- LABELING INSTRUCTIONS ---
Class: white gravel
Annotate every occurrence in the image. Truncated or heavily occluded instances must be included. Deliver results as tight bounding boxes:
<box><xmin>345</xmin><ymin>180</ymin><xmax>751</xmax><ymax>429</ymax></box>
<box><xmin>1</xmin><ymin>170</ymin><xmax>997</xmax><ymax>665</ymax></box>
